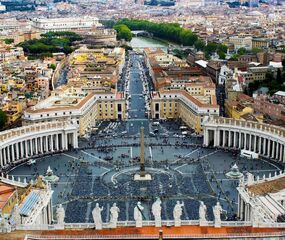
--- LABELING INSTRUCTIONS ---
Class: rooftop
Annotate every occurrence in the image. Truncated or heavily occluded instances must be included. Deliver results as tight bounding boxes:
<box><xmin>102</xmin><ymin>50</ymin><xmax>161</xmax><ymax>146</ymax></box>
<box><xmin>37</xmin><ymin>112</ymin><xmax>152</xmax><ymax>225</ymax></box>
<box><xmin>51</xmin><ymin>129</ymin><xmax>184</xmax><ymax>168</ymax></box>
<box><xmin>247</xmin><ymin>176</ymin><xmax>285</xmax><ymax>196</ymax></box>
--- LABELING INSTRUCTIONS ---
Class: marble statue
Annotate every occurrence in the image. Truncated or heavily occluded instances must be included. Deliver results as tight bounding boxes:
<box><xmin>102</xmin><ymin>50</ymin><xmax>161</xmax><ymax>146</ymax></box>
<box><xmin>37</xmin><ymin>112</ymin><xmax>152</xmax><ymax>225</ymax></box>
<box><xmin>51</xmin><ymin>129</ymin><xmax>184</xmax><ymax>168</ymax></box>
<box><xmin>173</xmin><ymin>201</ymin><xmax>184</xmax><ymax>227</ymax></box>
<box><xmin>213</xmin><ymin>202</ymin><xmax>223</xmax><ymax>227</ymax></box>
<box><xmin>199</xmin><ymin>201</ymin><xmax>207</xmax><ymax>225</ymax></box>
<box><xmin>92</xmin><ymin>203</ymin><xmax>104</xmax><ymax>230</ymax></box>
<box><xmin>0</xmin><ymin>210</ymin><xmax>11</xmax><ymax>233</ymax></box>
<box><xmin>152</xmin><ymin>198</ymin><xmax>162</xmax><ymax>227</ymax></box>
<box><xmin>251</xmin><ymin>205</ymin><xmax>262</xmax><ymax>227</ymax></box>
<box><xmin>109</xmin><ymin>203</ymin><xmax>120</xmax><ymax>228</ymax></box>
<box><xmin>56</xmin><ymin>204</ymin><xmax>65</xmax><ymax>225</ymax></box>
<box><xmin>134</xmin><ymin>202</ymin><xmax>144</xmax><ymax>227</ymax></box>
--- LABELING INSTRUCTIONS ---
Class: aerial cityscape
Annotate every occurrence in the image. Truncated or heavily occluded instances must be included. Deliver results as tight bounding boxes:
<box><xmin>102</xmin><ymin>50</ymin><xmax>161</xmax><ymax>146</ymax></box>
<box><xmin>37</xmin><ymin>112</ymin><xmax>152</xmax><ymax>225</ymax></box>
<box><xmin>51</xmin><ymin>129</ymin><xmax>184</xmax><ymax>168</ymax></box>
<box><xmin>0</xmin><ymin>0</ymin><xmax>285</xmax><ymax>239</ymax></box>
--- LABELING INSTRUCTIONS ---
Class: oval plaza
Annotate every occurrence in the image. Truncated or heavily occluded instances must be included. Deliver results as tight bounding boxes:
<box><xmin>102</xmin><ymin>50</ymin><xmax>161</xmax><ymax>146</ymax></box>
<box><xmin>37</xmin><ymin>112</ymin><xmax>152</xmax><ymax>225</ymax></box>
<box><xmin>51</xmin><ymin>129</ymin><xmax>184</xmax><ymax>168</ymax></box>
<box><xmin>0</xmin><ymin>49</ymin><xmax>285</xmax><ymax>239</ymax></box>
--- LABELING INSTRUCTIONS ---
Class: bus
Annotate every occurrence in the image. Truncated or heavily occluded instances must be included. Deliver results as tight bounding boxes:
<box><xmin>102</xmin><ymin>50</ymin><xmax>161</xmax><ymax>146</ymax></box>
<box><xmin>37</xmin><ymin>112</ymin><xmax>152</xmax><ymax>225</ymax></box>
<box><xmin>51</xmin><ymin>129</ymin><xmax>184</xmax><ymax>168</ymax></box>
<box><xmin>240</xmin><ymin>150</ymin><xmax>259</xmax><ymax>159</ymax></box>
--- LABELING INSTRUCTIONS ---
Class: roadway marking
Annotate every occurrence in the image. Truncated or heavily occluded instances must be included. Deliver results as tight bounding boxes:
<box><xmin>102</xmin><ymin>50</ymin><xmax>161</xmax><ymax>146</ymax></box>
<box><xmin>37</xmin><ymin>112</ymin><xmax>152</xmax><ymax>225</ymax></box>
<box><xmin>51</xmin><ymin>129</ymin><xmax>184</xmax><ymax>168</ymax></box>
<box><xmin>130</xmin><ymin>147</ymin><xmax>133</xmax><ymax>158</ymax></box>
<box><xmin>149</xmin><ymin>146</ymin><xmax>153</xmax><ymax>163</ymax></box>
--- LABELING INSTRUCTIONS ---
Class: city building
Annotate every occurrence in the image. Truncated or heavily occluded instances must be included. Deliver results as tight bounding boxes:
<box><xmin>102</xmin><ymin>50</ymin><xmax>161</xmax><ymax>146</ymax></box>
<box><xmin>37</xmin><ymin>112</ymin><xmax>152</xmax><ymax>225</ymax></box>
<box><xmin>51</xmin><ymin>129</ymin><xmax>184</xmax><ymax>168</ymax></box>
<box><xmin>151</xmin><ymin>89</ymin><xmax>219</xmax><ymax>133</ymax></box>
<box><xmin>31</xmin><ymin>17</ymin><xmax>102</xmax><ymax>33</ymax></box>
<box><xmin>23</xmin><ymin>87</ymin><xmax>126</xmax><ymax>136</ymax></box>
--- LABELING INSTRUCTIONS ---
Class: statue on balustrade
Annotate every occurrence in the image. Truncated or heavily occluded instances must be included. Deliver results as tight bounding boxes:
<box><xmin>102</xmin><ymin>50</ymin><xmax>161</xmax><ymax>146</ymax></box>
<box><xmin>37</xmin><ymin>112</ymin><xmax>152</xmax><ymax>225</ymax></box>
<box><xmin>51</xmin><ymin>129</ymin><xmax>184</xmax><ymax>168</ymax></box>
<box><xmin>213</xmin><ymin>202</ymin><xmax>224</xmax><ymax>227</ymax></box>
<box><xmin>109</xmin><ymin>203</ymin><xmax>120</xmax><ymax>228</ymax></box>
<box><xmin>0</xmin><ymin>210</ymin><xmax>11</xmax><ymax>233</ymax></box>
<box><xmin>92</xmin><ymin>203</ymin><xmax>104</xmax><ymax>230</ymax></box>
<box><xmin>56</xmin><ymin>204</ymin><xmax>65</xmax><ymax>226</ymax></box>
<box><xmin>134</xmin><ymin>201</ymin><xmax>144</xmax><ymax>227</ymax></box>
<box><xmin>152</xmin><ymin>197</ymin><xmax>162</xmax><ymax>227</ymax></box>
<box><xmin>173</xmin><ymin>201</ymin><xmax>184</xmax><ymax>227</ymax></box>
<box><xmin>199</xmin><ymin>201</ymin><xmax>207</xmax><ymax>226</ymax></box>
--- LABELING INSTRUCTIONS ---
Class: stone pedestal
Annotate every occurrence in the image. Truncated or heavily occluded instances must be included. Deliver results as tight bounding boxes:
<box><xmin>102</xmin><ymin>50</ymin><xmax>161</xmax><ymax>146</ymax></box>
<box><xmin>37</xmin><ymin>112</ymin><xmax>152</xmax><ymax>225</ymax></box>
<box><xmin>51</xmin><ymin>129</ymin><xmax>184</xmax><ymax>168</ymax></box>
<box><xmin>155</xmin><ymin>219</ymin><xmax>161</xmax><ymax>227</ymax></box>
<box><xmin>174</xmin><ymin>218</ymin><xmax>181</xmax><ymax>227</ymax></box>
<box><xmin>134</xmin><ymin>173</ymin><xmax>152</xmax><ymax>181</ymax></box>
<box><xmin>214</xmin><ymin>220</ymin><xmax>221</xmax><ymax>228</ymax></box>
<box><xmin>199</xmin><ymin>220</ymin><xmax>207</xmax><ymax>226</ymax></box>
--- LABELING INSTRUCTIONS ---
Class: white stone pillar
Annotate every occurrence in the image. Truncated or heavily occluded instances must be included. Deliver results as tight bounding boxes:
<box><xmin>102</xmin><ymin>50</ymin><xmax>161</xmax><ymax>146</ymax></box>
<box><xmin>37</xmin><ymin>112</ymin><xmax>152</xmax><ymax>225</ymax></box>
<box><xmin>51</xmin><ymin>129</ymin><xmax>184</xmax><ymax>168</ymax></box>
<box><xmin>244</xmin><ymin>133</ymin><xmax>247</xmax><ymax>150</ymax></box>
<box><xmin>276</xmin><ymin>143</ymin><xmax>279</xmax><ymax>161</ymax></box>
<box><xmin>7</xmin><ymin>146</ymin><xmax>11</xmax><ymax>163</ymax></box>
<box><xmin>267</xmin><ymin>139</ymin><xmax>271</xmax><ymax>157</ymax></box>
<box><xmin>279</xmin><ymin>145</ymin><xmax>283</xmax><ymax>162</ymax></box>
<box><xmin>40</xmin><ymin>137</ymin><xmax>43</xmax><ymax>153</ymax></box>
<box><xmin>203</xmin><ymin>128</ymin><xmax>207</xmax><ymax>145</ymax></box>
<box><xmin>3</xmin><ymin>148</ymin><xmax>7</xmax><ymax>166</ymax></box>
<box><xmin>228</xmin><ymin>131</ymin><xmax>232</xmax><ymax>147</ymax></box>
<box><xmin>55</xmin><ymin>134</ymin><xmax>59</xmax><ymax>151</ymax></box>
<box><xmin>238</xmin><ymin>132</ymin><xmax>242</xmax><ymax>149</ymax></box>
<box><xmin>271</xmin><ymin>141</ymin><xmax>275</xmax><ymax>159</ymax></box>
<box><xmin>15</xmin><ymin>143</ymin><xmax>19</xmax><ymax>160</ymax></box>
<box><xmin>11</xmin><ymin>144</ymin><xmax>15</xmax><ymax>162</ymax></box>
<box><xmin>25</xmin><ymin>140</ymin><xmax>28</xmax><ymax>157</ymax></box>
<box><xmin>35</xmin><ymin>138</ymin><xmax>38</xmax><ymax>155</ymax></box>
<box><xmin>258</xmin><ymin>136</ymin><xmax>261</xmax><ymax>154</ymax></box>
<box><xmin>249</xmin><ymin>134</ymin><xmax>252</xmax><ymax>151</ymax></box>
<box><xmin>20</xmin><ymin>142</ymin><xmax>24</xmax><ymax>158</ymax></box>
<box><xmin>63</xmin><ymin>133</ymin><xmax>68</xmax><ymax>150</ymax></box>
<box><xmin>50</xmin><ymin>135</ymin><xmax>54</xmax><ymax>152</ymax></box>
<box><xmin>73</xmin><ymin>133</ymin><xmax>78</xmax><ymax>148</ymax></box>
<box><xmin>0</xmin><ymin>149</ymin><xmax>3</xmax><ymax>167</ymax></box>
<box><xmin>223</xmin><ymin>130</ymin><xmax>226</xmax><ymax>147</ymax></box>
<box><xmin>213</xmin><ymin>130</ymin><xmax>217</xmax><ymax>146</ymax></box>
<box><xmin>216</xmin><ymin>130</ymin><xmax>220</xmax><ymax>147</ymax></box>
<box><xmin>263</xmin><ymin>138</ymin><xmax>266</xmax><ymax>156</ymax></box>
<box><xmin>45</xmin><ymin>136</ymin><xmax>48</xmax><ymax>152</ymax></box>
<box><xmin>253</xmin><ymin>135</ymin><xmax>256</xmax><ymax>152</ymax></box>
<box><xmin>233</xmin><ymin>131</ymin><xmax>237</xmax><ymax>148</ymax></box>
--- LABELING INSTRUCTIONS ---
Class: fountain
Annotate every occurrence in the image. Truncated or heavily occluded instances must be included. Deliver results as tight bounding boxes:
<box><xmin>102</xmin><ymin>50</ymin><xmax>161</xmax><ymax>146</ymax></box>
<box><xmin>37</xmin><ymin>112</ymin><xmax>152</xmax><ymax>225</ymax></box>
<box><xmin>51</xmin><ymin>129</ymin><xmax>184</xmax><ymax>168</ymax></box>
<box><xmin>43</xmin><ymin>166</ymin><xmax>59</xmax><ymax>183</ymax></box>
<box><xmin>226</xmin><ymin>163</ymin><xmax>243</xmax><ymax>179</ymax></box>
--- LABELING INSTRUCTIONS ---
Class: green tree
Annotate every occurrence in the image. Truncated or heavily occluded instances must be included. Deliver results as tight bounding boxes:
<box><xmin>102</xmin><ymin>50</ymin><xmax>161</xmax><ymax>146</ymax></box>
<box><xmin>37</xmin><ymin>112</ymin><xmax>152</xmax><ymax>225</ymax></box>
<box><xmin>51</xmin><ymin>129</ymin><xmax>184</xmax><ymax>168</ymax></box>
<box><xmin>114</xmin><ymin>24</ymin><xmax>132</xmax><ymax>41</ymax></box>
<box><xmin>252</xmin><ymin>48</ymin><xmax>262</xmax><ymax>54</ymax></box>
<box><xmin>205</xmin><ymin>42</ymin><xmax>218</xmax><ymax>54</ymax></box>
<box><xmin>277</xmin><ymin>69</ymin><xmax>283</xmax><ymax>84</ymax></box>
<box><xmin>0</xmin><ymin>109</ymin><xmax>7</xmax><ymax>129</ymax></box>
<box><xmin>194</xmin><ymin>39</ymin><xmax>205</xmax><ymax>51</ymax></box>
<box><xmin>49</xmin><ymin>63</ymin><xmax>57</xmax><ymax>70</ymax></box>
<box><xmin>217</xmin><ymin>44</ymin><xmax>228</xmax><ymax>53</ymax></box>
<box><xmin>3</xmin><ymin>38</ymin><xmax>14</xmax><ymax>44</ymax></box>
<box><xmin>218</xmin><ymin>51</ymin><xmax>226</xmax><ymax>60</ymax></box>
<box><xmin>237</xmin><ymin>47</ymin><xmax>247</xmax><ymax>55</ymax></box>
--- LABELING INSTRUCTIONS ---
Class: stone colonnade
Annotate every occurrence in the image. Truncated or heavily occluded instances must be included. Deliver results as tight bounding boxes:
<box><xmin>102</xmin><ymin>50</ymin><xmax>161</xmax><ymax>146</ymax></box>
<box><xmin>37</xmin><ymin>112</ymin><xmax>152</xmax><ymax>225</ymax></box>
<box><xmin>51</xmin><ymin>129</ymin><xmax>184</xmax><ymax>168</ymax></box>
<box><xmin>0</xmin><ymin>122</ymin><xmax>78</xmax><ymax>168</ymax></box>
<box><xmin>203</xmin><ymin>117</ymin><xmax>285</xmax><ymax>163</ymax></box>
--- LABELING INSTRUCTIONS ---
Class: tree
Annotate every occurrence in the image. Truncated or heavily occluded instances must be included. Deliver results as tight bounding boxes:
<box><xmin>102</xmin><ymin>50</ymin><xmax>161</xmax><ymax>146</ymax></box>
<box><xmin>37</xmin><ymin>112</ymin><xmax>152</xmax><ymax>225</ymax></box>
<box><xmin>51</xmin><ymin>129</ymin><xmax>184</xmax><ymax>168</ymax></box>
<box><xmin>0</xmin><ymin>110</ymin><xmax>7</xmax><ymax>129</ymax></box>
<box><xmin>252</xmin><ymin>48</ymin><xmax>262</xmax><ymax>54</ymax></box>
<box><xmin>3</xmin><ymin>38</ymin><xmax>14</xmax><ymax>44</ymax></box>
<box><xmin>218</xmin><ymin>51</ymin><xmax>226</xmax><ymax>60</ymax></box>
<box><xmin>194</xmin><ymin>39</ymin><xmax>205</xmax><ymax>51</ymax></box>
<box><xmin>49</xmin><ymin>63</ymin><xmax>57</xmax><ymax>70</ymax></box>
<box><xmin>282</xmin><ymin>59</ymin><xmax>285</xmax><ymax>71</ymax></box>
<box><xmin>237</xmin><ymin>47</ymin><xmax>247</xmax><ymax>55</ymax></box>
<box><xmin>114</xmin><ymin>24</ymin><xmax>132</xmax><ymax>42</ymax></box>
<box><xmin>205</xmin><ymin>42</ymin><xmax>217</xmax><ymax>54</ymax></box>
<box><xmin>277</xmin><ymin>69</ymin><xmax>283</xmax><ymax>84</ymax></box>
<box><xmin>217</xmin><ymin>44</ymin><xmax>228</xmax><ymax>54</ymax></box>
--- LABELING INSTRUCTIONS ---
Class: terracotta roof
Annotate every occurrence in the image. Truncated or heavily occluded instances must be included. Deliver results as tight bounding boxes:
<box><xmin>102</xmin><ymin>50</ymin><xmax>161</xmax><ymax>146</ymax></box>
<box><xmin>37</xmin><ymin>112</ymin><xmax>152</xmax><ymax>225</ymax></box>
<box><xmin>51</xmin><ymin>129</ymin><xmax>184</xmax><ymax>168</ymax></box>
<box><xmin>0</xmin><ymin>183</ymin><xmax>15</xmax><ymax>209</ymax></box>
